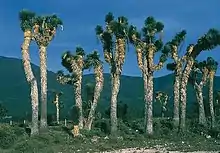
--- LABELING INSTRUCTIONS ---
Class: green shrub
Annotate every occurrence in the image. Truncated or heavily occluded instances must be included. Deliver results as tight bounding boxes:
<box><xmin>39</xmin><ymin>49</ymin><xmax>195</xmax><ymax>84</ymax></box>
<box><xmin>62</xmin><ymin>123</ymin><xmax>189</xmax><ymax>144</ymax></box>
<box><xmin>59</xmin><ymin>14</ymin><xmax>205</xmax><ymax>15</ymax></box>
<box><xmin>153</xmin><ymin>118</ymin><xmax>175</xmax><ymax>136</ymax></box>
<box><xmin>0</xmin><ymin>124</ymin><xmax>26</xmax><ymax>149</ymax></box>
<box><xmin>94</xmin><ymin>119</ymin><xmax>110</xmax><ymax>134</ymax></box>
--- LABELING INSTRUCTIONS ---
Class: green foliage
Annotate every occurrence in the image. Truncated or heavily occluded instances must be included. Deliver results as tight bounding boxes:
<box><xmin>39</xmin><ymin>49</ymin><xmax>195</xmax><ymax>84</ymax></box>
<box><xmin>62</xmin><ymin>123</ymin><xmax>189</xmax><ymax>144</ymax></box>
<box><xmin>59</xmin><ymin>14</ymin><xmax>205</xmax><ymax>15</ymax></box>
<box><xmin>166</xmin><ymin>62</ymin><xmax>176</xmax><ymax>71</ymax></box>
<box><xmin>128</xmin><ymin>25</ymin><xmax>141</xmax><ymax>44</ymax></box>
<box><xmin>75</xmin><ymin>46</ymin><xmax>85</xmax><ymax>57</ymax></box>
<box><xmin>191</xmin><ymin>28</ymin><xmax>220</xmax><ymax>58</ymax></box>
<box><xmin>0</xmin><ymin>124</ymin><xmax>26</xmax><ymax>149</ymax></box>
<box><xmin>84</xmin><ymin>50</ymin><xmax>103</xmax><ymax>70</ymax></box>
<box><xmin>105</xmin><ymin>12</ymin><xmax>114</xmax><ymax>23</ymax></box>
<box><xmin>61</xmin><ymin>51</ymin><xmax>74</xmax><ymax>73</ymax></box>
<box><xmin>94</xmin><ymin>119</ymin><xmax>111</xmax><ymax>134</ymax></box>
<box><xmin>142</xmin><ymin>16</ymin><xmax>164</xmax><ymax>43</ymax></box>
<box><xmin>19</xmin><ymin>9</ymin><xmax>35</xmax><ymax>31</ymax></box>
<box><xmin>206</xmin><ymin>56</ymin><xmax>218</xmax><ymax>72</ymax></box>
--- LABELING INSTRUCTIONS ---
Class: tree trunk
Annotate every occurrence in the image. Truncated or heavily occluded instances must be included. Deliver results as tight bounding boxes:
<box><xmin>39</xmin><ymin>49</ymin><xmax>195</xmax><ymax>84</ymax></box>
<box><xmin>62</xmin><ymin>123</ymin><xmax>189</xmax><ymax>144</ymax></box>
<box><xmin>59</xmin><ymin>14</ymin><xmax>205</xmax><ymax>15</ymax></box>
<box><xmin>179</xmin><ymin>59</ymin><xmax>194</xmax><ymax>131</ymax></box>
<box><xmin>56</xmin><ymin>103</ymin><xmax>59</xmax><ymax>124</ymax></box>
<box><xmin>142</xmin><ymin>57</ymin><xmax>149</xmax><ymax>134</ymax></box>
<box><xmin>209</xmin><ymin>73</ymin><xmax>215</xmax><ymax>128</ymax></box>
<box><xmin>173</xmin><ymin>74</ymin><xmax>180</xmax><ymax>127</ymax></box>
<box><xmin>110</xmin><ymin>73</ymin><xmax>120</xmax><ymax>135</ymax></box>
<box><xmin>146</xmin><ymin>72</ymin><xmax>153</xmax><ymax>135</ymax></box>
<box><xmin>195</xmin><ymin>85</ymin><xmax>206</xmax><ymax>125</ymax></box>
<box><xmin>21</xmin><ymin>31</ymin><xmax>39</xmax><ymax>135</ymax></box>
<box><xmin>74</xmin><ymin>77</ymin><xmax>83</xmax><ymax>129</ymax></box>
<box><xmin>85</xmin><ymin>81</ymin><xmax>103</xmax><ymax>130</ymax></box>
<box><xmin>39</xmin><ymin>45</ymin><xmax>48</xmax><ymax>131</ymax></box>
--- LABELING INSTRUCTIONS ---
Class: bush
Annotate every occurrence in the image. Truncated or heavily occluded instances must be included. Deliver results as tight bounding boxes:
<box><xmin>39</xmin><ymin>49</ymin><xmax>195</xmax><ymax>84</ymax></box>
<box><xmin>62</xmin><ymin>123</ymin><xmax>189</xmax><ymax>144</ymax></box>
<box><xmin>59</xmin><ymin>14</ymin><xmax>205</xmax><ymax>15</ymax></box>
<box><xmin>153</xmin><ymin>118</ymin><xmax>174</xmax><ymax>136</ymax></box>
<box><xmin>125</xmin><ymin>118</ymin><xmax>145</xmax><ymax>134</ymax></box>
<box><xmin>0</xmin><ymin>124</ymin><xmax>26</xmax><ymax>149</ymax></box>
<box><xmin>94</xmin><ymin>119</ymin><xmax>110</xmax><ymax>134</ymax></box>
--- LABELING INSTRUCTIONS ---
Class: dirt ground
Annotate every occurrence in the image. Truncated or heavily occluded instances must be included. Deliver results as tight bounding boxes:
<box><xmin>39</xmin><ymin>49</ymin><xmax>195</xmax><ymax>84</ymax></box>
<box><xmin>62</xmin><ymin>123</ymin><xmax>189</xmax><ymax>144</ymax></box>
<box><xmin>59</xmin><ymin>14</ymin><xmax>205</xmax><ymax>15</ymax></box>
<box><xmin>101</xmin><ymin>147</ymin><xmax>220</xmax><ymax>153</ymax></box>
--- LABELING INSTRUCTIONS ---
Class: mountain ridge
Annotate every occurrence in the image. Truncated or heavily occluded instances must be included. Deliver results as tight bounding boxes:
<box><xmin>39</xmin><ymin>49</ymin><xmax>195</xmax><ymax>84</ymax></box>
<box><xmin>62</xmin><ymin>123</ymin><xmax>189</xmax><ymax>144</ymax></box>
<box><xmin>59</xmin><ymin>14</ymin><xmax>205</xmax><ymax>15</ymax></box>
<box><xmin>0</xmin><ymin>56</ymin><xmax>219</xmax><ymax>119</ymax></box>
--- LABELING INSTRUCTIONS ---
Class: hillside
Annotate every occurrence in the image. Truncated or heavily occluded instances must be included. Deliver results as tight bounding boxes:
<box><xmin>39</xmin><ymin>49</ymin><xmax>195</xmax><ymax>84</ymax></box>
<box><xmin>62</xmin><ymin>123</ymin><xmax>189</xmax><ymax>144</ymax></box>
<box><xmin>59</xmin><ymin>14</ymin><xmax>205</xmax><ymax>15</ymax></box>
<box><xmin>0</xmin><ymin>56</ymin><xmax>219</xmax><ymax>119</ymax></box>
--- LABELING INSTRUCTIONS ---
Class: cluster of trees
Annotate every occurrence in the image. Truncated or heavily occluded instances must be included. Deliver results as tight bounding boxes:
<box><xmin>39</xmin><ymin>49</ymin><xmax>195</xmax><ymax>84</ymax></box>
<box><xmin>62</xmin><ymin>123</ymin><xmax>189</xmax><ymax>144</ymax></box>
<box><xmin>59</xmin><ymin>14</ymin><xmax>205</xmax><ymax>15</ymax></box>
<box><xmin>19</xmin><ymin>9</ymin><xmax>220</xmax><ymax>137</ymax></box>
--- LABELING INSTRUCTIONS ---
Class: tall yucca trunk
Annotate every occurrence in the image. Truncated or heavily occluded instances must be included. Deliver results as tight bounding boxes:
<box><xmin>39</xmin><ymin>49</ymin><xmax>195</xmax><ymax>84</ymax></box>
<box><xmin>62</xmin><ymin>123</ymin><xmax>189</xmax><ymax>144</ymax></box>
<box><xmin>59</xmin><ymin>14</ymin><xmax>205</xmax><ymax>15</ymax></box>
<box><xmin>39</xmin><ymin>45</ymin><xmax>48</xmax><ymax>131</ymax></box>
<box><xmin>209</xmin><ymin>72</ymin><xmax>215</xmax><ymax>128</ymax></box>
<box><xmin>180</xmin><ymin>58</ymin><xmax>194</xmax><ymax>130</ymax></box>
<box><xmin>142</xmin><ymin>56</ymin><xmax>149</xmax><ymax>134</ymax></box>
<box><xmin>145</xmin><ymin>45</ymin><xmax>154</xmax><ymax>135</ymax></box>
<box><xmin>85</xmin><ymin>66</ymin><xmax>104</xmax><ymax>130</ymax></box>
<box><xmin>21</xmin><ymin>31</ymin><xmax>39</xmax><ymax>135</ymax></box>
<box><xmin>146</xmin><ymin>73</ymin><xmax>153</xmax><ymax>135</ymax></box>
<box><xmin>110</xmin><ymin>73</ymin><xmax>120</xmax><ymax>134</ymax></box>
<box><xmin>56</xmin><ymin>103</ymin><xmax>60</xmax><ymax>124</ymax></box>
<box><xmin>171</xmin><ymin>46</ymin><xmax>181</xmax><ymax>127</ymax></box>
<box><xmin>173</xmin><ymin>73</ymin><xmax>180</xmax><ymax>127</ymax></box>
<box><xmin>54</xmin><ymin>94</ymin><xmax>60</xmax><ymax>124</ymax></box>
<box><xmin>74</xmin><ymin>74</ymin><xmax>83</xmax><ymax>129</ymax></box>
<box><xmin>194</xmin><ymin>85</ymin><xmax>206</xmax><ymax>125</ymax></box>
<box><xmin>110</xmin><ymin>38</ymin><xmax>125</xmax><ymax>135</ymax></box>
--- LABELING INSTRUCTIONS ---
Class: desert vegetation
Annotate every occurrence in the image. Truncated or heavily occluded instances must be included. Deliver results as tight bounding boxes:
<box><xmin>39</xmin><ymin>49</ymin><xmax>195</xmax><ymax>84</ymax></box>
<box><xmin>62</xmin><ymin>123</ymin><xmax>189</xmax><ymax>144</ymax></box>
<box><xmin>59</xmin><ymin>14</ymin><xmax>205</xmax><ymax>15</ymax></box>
<box><xmin>0</xmin><ymin>9</ymin><xmax>220</xmax><ymax>153</ymax></box>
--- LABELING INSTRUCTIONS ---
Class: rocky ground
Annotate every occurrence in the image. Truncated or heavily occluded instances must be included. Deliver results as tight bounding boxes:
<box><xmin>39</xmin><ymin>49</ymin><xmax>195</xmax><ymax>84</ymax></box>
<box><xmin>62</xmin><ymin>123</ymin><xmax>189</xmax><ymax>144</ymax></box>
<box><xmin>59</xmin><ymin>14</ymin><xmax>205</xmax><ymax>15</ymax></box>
<box><xmin>101</xmin><ymin>147</ymin><xmax>220</xmax><ymax>153</ymax></box>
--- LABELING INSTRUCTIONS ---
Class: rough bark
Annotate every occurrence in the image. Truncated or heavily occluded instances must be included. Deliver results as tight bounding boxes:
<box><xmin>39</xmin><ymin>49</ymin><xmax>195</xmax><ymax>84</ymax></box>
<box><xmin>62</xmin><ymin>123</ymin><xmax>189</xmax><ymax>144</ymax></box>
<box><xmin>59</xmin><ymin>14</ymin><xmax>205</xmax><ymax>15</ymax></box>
<box><xmin>146</xmin><ymin>73</ymin><xmax>153</xmax><ymax>135</ymax></box>
<box><xmin>110</xmin><ymin>38</ymin><xmax>125</xmax><ymax>135</ymax></box>
<box><xmin>21</xmin><ymin>31</ymin><xmax>39</xmax><ymax>135</ymax></box>
<box><xmin>85</xmin><ymin>65</ymin><xmax>104</xmax><ymax>130</ymax></box>
<box><xmin>193</xmin><ymin>68</ymin><xmax>208</xmax><ymax>125</ymax></box>
<box><xmin>171</xmin><ymin>46</ymin><xmax>182</xmax><ymax>127</ymax></box>
<box><xmin>173</xmin><ymin>72</ymin><xmax>180</xmax><ymax>127</ymax></box>
<box><xmin>195</xmin><ymin>85</ymin><xmax>206</xmax><ymax>125</ymax></box>
<box><xmin>74</xmin><ymin>75</ymin><xmax>83</xmax><ymax>129</ymax></box>
<box><xmin>180</xmin><ymin>58</ymin><xmax>194</xmax><ymax>131</ymax></box>
<box><xmin>110</xmin><ymin>73</ymin><xmax>120</xmax><ymax>135</ymax></box>
<box><xmin>56</xmin><ymin>103</ymin><xmax>59</xmax><ymax>124</ymax></box>
<box><xmin>142</xmin><ymin>56</ymin><xmax>149</xmax><ymax>134</ymax></box>
<box><xmin>39</xmin><ymin>45</ymin><xmax>48</xmax><ymax>131</ymax></box>
<box><xmin>209</xmin><ymin>72</ymin><xmax>215</xmax><ymax>128</ymax></box>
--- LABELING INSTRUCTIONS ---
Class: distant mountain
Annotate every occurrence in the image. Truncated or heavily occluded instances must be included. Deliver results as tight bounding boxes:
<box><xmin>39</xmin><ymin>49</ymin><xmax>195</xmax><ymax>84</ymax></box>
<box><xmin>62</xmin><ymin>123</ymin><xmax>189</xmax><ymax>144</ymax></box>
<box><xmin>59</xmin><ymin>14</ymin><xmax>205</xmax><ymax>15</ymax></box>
<box><xmin>0</xmin><ymin>56</ymin><xmax>219</xmax><ymax>119</ymax></box>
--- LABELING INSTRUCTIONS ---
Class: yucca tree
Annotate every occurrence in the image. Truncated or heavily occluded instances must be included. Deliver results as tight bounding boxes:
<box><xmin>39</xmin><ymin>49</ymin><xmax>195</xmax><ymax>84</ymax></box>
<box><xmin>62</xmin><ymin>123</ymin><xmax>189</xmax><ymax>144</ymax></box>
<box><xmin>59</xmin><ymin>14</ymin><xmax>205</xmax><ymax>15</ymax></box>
<box><xmin>206</xmin><ymin>57</ymin><xmax>218</xmax><ymax>128</ymax></box>
<box><xmin>155</xmin><ymin>91</ymin><xmax>169</xmax><ymax>117</ymax></box>
<box><xmin>165</xmin><ymin>30</ymin><xmax>186</xmax><ymax>127</ymax></box>
<box><xmin>19</xmin><ymin>10</ymin><xmax>39</xmax><ymax>135</ymax></box>
<box><xmin>128</xmin><ymin>17</ymin><xmax>169</xmax><ymax>135</ymax></box>
<box><xmin>84</xmin><ymin>51</ymin><xmax>104</xmax><ymax>130</ymax></box>
<box><xmin>51</xmin><ymin>90</ymin><xmax>63</xmax><ymax>124</ymax></box>
<box><xmin>32</xmin><ymin>14</ymin><xmax>63</xmax><ymax>131</ymax></box>
<box><xmin>189</xmin><ymin>60</ymin><xmax>209</xmax><ymax>125</ymax></box>
<box><xmin>60</xmin><ymin>47</ymin><xmax>85</xmax><ymax>129</ymax></box>
<box><xmin>179</xmin><ymin>29</ymin><xmax>220</xmax><ymax>131</ymax></box>
<box><xmin>95</xmin><ymin>12</ymin><xmax>129</xmax><ymax>134</ymax></box>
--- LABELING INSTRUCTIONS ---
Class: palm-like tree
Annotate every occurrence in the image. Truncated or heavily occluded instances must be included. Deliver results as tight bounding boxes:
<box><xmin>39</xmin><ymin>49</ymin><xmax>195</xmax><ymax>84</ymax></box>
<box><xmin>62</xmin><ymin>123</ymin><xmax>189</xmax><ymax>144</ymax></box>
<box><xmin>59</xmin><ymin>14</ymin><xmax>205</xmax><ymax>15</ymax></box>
<box><xmin>189</xmin><ymin>60</ymin><xmax>209</xmax><ymax>125</ymax></box>
<box><xmin>84</xmin><ymin>51</ymin><xmax>104</xmax><ymax>130</ymax></box>
<box><xmin>95</xmin><ymin>12</ymin><xmax>129</xmax><ymax>134</ymax></box>
<box><xmin>19</xmin><ymin>9</ymin><xmax>39</xmax><ymax>135</ymax></box>
<box><xmin>206</xmin><ymin>57</ymin><xmax>218</xmax><ymax>128</ymax></box>
<box><xmin>155</xmin><ymin>91</ymin><xmax>169</xmax><ymax>117</ymax></box>
<box><xmin>32</xmin><ymin>14</ymin><xmax>63</xmax><ymax>131</ymax></box>
<box><xmin>60</xmin><ymin>47</ymin><xmax>85</xmax><ymax>129</ymax></box>
<box><xmin>51</xmin><ymin>90</ymin><xmax>63</xmax><ymax>125</ymax></box>
<box><xmin>179</xmin><ymin>29</ymin><xmax>220</xmax><ymax>131</ymax></box>
<box><xmin>165</xmin><ymin>30</ymin><xmax>186</xmax><ymax>127</ymax></box>
<box><xmin>128</xmin><ymin>17</ymin><xmax>168</xmax><ymax>135</ymax></box>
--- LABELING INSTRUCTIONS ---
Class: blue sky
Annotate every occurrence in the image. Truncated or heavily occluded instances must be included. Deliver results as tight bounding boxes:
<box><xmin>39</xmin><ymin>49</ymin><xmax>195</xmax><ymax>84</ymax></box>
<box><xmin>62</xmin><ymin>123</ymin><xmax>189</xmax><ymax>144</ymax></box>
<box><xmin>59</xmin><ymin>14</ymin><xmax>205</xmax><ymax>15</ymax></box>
<box><xmin>0</xmin><ymin>0</ymin><xmax>220</xmax><ymax>77</ymax></box>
